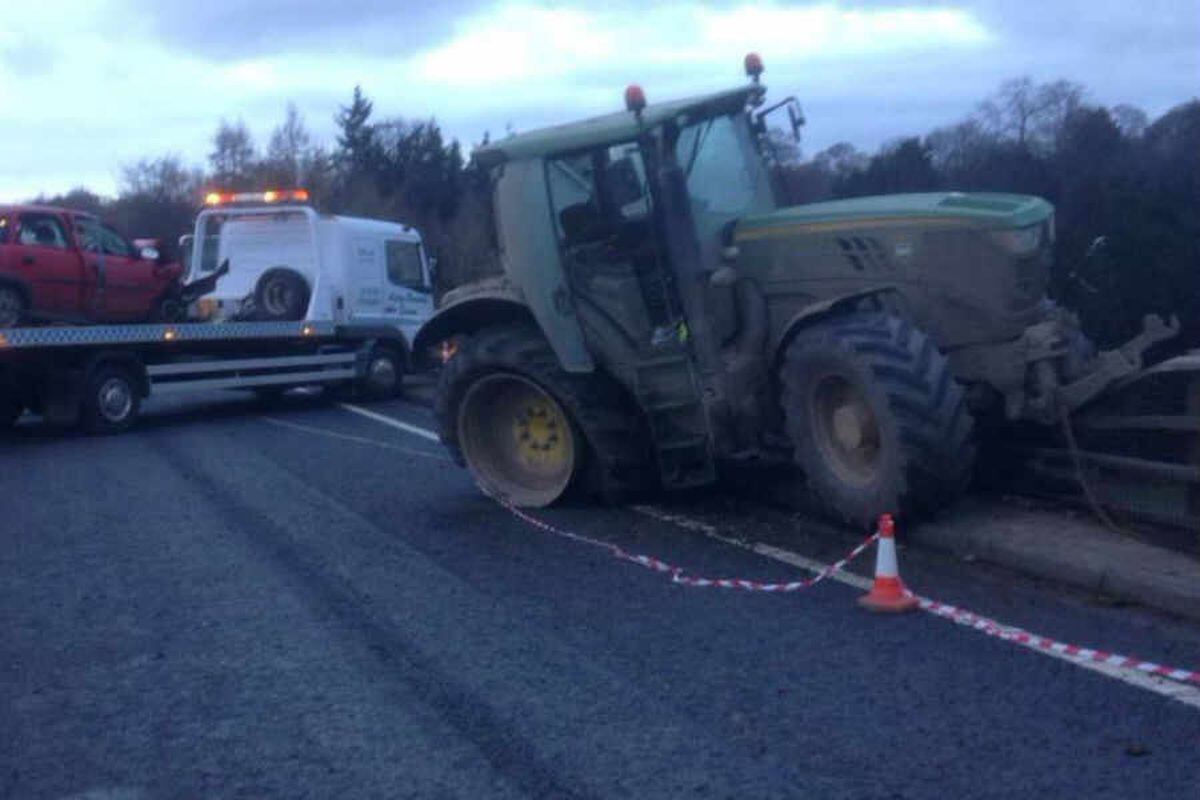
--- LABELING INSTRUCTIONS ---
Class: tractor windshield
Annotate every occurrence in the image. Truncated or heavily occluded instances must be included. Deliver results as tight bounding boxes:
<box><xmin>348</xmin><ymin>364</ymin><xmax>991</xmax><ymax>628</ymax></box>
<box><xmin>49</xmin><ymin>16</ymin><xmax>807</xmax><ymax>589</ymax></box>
<box><xmin>675</xmin><ymin>112</ymin><xmax>774</xmax><ymax>261</ymax></box>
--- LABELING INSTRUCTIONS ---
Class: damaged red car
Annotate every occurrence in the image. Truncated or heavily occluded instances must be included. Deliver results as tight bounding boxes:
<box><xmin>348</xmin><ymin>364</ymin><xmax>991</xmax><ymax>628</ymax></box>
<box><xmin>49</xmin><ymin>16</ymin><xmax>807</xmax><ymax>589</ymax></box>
<box><xmin>0</xmin><ymin>205</ymin><xmax>186</xmax><ymax>327</ymax></box>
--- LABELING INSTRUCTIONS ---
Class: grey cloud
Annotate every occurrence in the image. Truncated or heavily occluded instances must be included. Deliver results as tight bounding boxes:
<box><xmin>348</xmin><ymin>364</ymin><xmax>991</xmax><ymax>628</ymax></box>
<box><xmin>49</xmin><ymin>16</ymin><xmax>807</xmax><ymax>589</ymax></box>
<box><xmin>116</xmin><ymin>0</ymin><xmax>489</xmax><ymax>59</ymax></box>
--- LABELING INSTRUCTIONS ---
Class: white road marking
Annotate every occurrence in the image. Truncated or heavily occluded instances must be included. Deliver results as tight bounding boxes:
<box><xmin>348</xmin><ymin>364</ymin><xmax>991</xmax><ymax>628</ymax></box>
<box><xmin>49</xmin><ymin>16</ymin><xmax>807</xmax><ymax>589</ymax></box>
<box><xmin>632</xmin><ymin>505</ymin><xmax>875</xmax><ymax>591</ymax></box>
<box><xmin>339</xmin><ymin>403</ymin><xmax>441</xmax><ymax>442</ymax></box>
<box><xmin>632</xmin><ymin>505</ymin><xmax>1200</xmax><ymax>711</ymax></box>
<box><xmin>262</xmin><ymin>416</ymin><xmax>449</xmax><ymax>461</ymax></box>
<box><xmin>323</xmin><ymin>407</ymin><xmax>1200</xmax><ymax>710</ymax></box>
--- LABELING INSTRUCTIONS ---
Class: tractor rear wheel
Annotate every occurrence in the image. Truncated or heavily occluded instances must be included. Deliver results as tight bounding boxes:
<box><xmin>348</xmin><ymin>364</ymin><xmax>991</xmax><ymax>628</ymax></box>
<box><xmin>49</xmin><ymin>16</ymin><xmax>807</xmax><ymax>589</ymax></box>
<box><xmin>780</xmin><ymin>312</ymin><xmax>975</xmax><ymax>527</ymax></box>
<box><xmin>436</xmin><ymin>324</ymin><xmax>651</xmax><ymax>507</ymax></box>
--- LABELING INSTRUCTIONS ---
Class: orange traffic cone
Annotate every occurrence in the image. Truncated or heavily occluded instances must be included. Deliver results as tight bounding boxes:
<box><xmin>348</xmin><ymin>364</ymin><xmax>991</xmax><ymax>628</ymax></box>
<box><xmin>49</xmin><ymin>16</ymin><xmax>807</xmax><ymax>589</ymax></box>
<box><xmin>858</xmin><ymin>514</ymin><xmax>919</xmax><ymax>613</ymax></box>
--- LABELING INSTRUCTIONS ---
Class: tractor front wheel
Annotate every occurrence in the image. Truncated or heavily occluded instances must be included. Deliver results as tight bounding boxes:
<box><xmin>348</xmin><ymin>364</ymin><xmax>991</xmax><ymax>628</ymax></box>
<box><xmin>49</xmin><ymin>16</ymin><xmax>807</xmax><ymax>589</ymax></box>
<box><xmin>780</xmin><ymin>312</ymin><xmax>975</xmax><ymax>527</ymax></box>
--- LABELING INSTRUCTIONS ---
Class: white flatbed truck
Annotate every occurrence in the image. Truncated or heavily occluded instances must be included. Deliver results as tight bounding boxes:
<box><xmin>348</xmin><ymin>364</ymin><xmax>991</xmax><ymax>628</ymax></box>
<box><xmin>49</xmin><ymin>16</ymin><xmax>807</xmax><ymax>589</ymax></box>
<box><xmin>0</xmin><ymin>193</ymin><xmax>436</xmax><ymax>433</ymax></box>
<box><xmin>0</xmin><ymin>319</ymin><xmax>417</xmax><ymax>433</ymax></box>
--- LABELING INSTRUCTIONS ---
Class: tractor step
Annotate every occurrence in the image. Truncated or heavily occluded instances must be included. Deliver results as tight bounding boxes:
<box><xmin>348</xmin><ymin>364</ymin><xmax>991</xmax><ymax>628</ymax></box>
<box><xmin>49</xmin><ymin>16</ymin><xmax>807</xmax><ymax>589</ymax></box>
<box><xmin>633</xmin><ymin>354</ymin><xmax>716</xmax><ymax>489</ymax></box>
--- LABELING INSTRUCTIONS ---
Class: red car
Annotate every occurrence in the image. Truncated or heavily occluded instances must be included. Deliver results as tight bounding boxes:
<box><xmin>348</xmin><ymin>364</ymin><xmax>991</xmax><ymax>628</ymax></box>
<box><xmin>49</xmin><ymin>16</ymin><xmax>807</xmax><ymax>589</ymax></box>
<box><xmin>0</xmin><ymin>205</ymin><xmax>185</xmax><ymax>327</ymax></box>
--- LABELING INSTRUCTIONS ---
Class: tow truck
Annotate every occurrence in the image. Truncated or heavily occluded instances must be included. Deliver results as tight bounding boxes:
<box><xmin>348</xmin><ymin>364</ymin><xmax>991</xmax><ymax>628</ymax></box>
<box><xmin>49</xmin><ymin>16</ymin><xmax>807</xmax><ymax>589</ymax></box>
<box><xmin>0</xmin><ymin>190</ymin><xmax>435</xmax><ymax>433</ymax></box>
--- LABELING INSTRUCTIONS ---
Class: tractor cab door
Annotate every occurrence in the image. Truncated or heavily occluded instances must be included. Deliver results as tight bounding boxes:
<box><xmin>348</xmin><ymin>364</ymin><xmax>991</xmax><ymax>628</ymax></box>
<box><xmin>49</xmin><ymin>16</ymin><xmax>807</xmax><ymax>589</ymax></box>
<box><xmin>547</xmin><ymin>144</ymin><xmax>682</xmax><ymax>352</ymax></box>
<box><xmin>547</xmin><ymin>144</ymin><xmax>717</xmax><ymax>488</ymax></box>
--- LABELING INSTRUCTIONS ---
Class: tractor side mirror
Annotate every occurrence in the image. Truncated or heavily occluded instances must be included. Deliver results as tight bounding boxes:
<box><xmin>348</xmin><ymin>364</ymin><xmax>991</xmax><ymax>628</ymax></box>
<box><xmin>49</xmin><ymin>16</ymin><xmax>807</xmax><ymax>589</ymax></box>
<box><xmin>755</xmin><ymin>97</ymin><xmax>806</xmax><ymax>143</ymax></box>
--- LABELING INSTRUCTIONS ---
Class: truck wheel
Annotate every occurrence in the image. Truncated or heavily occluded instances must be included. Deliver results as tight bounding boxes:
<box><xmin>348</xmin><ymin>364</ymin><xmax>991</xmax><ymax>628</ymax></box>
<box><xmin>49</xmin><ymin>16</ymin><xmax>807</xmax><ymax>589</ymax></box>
<box><xmin>780</xmin><ymin>312</ymin><xmax>975</xmax><ymax>527</ymax></box>
<box><xmin>358</xmin><ymin>346</ymin><xmax>405</xmax><ymax>400</ymax></box>
<box><xmin>0</xmin><ymin>286</ymin><xmax>26</xmax><ymax>328</ymax></box>
<box><xmin>436</xmin><ymin>325</ymin><xmax>651</xmax><ymax>507</ymax></box>
<box><xmin>255</xmin><ymin>270</ymin><xmax>309</xmax><ymax>321</ymax></box>
<box><xmin>82</xmin><ymin>365</ymin><xmax>141</xmax><ymax>434</ymax></box>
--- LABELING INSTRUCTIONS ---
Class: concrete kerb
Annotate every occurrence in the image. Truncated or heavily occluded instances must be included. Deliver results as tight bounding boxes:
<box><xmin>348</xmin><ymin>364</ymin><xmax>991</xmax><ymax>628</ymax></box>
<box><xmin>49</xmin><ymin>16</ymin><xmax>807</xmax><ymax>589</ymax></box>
<box><xmin>908</xmin><ymin>499</ymin><xmax>1200</xmax><ymax>622</ymax></box>
<box><xmin>400</xmin><ymin>373</ymin><xmax>1200</xmax><ymax>623</ymax></box>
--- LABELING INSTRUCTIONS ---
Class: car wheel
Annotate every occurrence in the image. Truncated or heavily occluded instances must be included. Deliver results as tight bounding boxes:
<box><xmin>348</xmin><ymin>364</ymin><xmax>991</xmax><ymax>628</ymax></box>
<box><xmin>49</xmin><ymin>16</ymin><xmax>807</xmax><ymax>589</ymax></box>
<box><xmin>0</xmin><ymin>285</ymin><xmax>26</xmax><ymax>328</ymax></box>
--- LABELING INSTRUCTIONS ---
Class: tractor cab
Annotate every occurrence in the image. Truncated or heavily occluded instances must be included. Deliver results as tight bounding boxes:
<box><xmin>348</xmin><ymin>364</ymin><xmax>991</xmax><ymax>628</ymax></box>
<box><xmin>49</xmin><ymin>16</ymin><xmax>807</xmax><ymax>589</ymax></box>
<box><xmin>475</xmin><ymin>74</ymin><xmax>779</xmax><ymax>346</ymax></box>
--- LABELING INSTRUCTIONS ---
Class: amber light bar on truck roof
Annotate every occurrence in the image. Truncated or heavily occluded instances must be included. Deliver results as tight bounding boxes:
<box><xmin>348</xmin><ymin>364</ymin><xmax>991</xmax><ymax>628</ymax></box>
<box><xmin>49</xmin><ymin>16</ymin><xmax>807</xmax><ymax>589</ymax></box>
<box><xmin>203</xmin><ymin>189</ymin><xmax>310</xmax><ymax>206</ymax></box>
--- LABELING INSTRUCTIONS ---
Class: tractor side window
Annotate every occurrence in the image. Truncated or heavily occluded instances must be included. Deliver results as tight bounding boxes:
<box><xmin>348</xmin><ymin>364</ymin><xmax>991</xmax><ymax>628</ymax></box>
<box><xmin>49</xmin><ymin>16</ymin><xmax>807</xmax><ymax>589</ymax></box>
<box><xmin>603</xmin><ymin>145</ymin><xmax>650</xmax><ymax>221</ymax></box>
<box><xmin>676</xmin><ymin>115</ymin><xmax>757</xmax><ymax>216</ymax></box>
<box><xmin>386</xmin><ymin>240</ymin><xmax>426</xmax><ymax>290</ymax></box>
<box><xmin>17</xmin><ymin>214</ymin><xmax>69</xmax><ymax>249</ymax></box>
<box><xmin>548</xmin><ymin>153</ymin><xmax>604</xmax><ymax>246</ymax></box>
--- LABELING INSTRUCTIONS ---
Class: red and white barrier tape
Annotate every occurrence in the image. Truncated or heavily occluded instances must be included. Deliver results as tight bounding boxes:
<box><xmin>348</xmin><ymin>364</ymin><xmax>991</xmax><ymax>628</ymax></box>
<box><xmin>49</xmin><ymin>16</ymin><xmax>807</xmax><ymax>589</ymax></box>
<box><xmin>498</xmin><ymin>499</ymin><xmax>878</xmax><ymax>593</ymax></box>
<box><xmin>494</xmin><ymin>497</ymin><xmax>1200</xmax><ymax>688</ymax></box>
<box><xmin>917</xmin><ymin>597</ymin><xmax>1200</xmax><ymax>685</ymax></box>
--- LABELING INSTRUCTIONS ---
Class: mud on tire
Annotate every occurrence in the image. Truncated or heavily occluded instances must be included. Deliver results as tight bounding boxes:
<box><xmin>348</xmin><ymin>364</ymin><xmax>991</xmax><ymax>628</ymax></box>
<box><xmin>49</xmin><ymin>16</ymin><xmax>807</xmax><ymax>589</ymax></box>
<box><xmin>780</xmin><ymin>312</ymin><xmax>975</xmax><ymax>527</ymax></box>
<box><xmin>435</xmin><ymin>324</ymin><xmax>652</xmax><ymax>506</ymax></box>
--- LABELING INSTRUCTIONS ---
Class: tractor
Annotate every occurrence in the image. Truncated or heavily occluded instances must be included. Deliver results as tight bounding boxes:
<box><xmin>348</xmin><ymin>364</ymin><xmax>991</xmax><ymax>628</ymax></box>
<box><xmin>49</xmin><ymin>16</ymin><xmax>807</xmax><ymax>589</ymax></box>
<box><xmin>415</xmin><ymin>55</ymin><xmax>1198</xmax><ymax>529</ymax></box>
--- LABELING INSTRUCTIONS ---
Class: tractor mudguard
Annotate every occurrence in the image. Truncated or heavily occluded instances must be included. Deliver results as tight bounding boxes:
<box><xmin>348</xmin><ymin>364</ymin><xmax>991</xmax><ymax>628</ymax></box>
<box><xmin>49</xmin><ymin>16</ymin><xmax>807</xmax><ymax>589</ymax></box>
<box><xmin>770</xmin><ymin>286</ymin><xmax>903</xmax><ymax>363</ymax></box>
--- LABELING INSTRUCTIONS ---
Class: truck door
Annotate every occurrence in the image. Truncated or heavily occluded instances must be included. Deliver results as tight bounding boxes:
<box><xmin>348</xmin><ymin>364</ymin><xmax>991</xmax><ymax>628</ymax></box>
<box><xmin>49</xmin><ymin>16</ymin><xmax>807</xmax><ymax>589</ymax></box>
<box><xmin>383</xmin><ymin>239</ymin><xmax>433</xmax><ymax>340</ymax></box>
<box><xmin>12</xmin><ymin>212</ymin><xmax>81</xmax><ymax>315</ymax></box>
<box><xmin>75</xmin><ymin>218</ymin><xmax>158</xmax><ymax>320</ymax></box>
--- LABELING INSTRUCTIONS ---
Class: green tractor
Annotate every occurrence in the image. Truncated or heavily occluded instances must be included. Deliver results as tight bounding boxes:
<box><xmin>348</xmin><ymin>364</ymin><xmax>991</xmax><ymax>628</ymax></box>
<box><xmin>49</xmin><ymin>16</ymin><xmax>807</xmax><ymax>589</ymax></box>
<box><xmin>416</xmin><ymin>55</ymin><xmax>1196</xmax><ymax>528</ymax></box>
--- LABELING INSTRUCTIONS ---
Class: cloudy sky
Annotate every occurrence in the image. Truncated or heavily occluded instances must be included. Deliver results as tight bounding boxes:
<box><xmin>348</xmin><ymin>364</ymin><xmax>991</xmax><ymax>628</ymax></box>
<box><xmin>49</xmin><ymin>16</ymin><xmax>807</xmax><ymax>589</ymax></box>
<box><xmin>1</xmin><ymin>0</ymin><xmax>1196</xmax><ymax>201</ymax></box>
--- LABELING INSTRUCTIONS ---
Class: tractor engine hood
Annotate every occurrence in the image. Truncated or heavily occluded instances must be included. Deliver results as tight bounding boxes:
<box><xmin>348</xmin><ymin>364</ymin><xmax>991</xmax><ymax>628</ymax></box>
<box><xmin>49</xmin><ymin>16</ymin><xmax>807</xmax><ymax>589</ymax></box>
<box><xmin>735</xmin><ymin>192</ymin><xmax>1054</xmax><ymax>238</ymax></box>
<box><xmin>730</xmin><ymin>191</ymin><xmax>1058</xmax><ymax>352</ymax></box>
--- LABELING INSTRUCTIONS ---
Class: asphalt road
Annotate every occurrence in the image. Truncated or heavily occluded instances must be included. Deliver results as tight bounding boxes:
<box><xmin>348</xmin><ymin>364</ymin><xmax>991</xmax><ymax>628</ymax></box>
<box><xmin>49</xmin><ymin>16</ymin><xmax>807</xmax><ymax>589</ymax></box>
<box><xmin>2</xmin><ymin>389</ymin><xmax>1199</xmax><ymax>799</ymax></box>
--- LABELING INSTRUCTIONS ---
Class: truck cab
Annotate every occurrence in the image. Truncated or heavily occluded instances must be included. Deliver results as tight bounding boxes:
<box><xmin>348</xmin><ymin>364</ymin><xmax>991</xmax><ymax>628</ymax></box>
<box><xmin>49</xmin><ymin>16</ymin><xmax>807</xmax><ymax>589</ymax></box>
<box><xmin>0</xmin><ymin>205</ymin><xmax>181</xmax><ymax>326</ymax></box>
<box><xmin>185</xmin><ymin>191</ymin><xmax>434</xmax><ymax>347</ymax></box>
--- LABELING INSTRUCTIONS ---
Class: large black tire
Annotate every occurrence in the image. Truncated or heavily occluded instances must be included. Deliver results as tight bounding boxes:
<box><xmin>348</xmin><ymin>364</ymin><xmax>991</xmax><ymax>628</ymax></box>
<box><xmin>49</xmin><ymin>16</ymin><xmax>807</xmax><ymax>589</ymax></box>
<box><xmin>435</xmin><ymin>324</ymin><xmax>651</xmax><ymax>506</ymax></box>
<box><xmin>780</xmin><ymin>312</ymin><xmax>975</xmax><ymax>528</ymax></box>
<box><xmin>0</xmin><ymin>284</ymin><xmax>26</xmax><ymax>328</ymax></box>
<box><xmin>254</xmin><ymin>270</ymin><xmax>309</xmax><ymax>321</ymax></box>
<box><xmin>82</xmin><ymin>364</ymin><xmax>141</xmax><ymax>434</ymax></box>
<box><xmin>356</xmin><ymin>345</ymin><xmax>405</xmax><ymax>401</ymax></box>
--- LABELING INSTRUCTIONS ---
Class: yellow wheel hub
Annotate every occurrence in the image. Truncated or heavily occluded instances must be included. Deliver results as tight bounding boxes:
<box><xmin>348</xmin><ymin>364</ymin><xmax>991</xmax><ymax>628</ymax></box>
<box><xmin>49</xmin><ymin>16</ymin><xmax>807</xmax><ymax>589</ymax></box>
<box><xmin>458</xmin><ymin>373</ymin><xmax>578</xmax><ymax>507</ymax></box>
<box><xmin>514</xmin><ymin>400</ymin><xmax>569</xmax><ymax>467</ymax></box>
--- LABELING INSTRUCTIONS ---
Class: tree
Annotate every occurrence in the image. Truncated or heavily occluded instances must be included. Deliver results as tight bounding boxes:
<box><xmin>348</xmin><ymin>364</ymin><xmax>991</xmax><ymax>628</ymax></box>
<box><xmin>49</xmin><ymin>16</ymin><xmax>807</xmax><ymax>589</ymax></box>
<box><xmin>266</xmin><ymin>103</ymin><xmax>312</xmax><ymax>186</ymax></box>
<box><xmin>837</xmin><ymin>138</ymin><xmax>939</xmax><ymax>196</ymax></box>
<box><xmin>977</xmin><ymin>77</ymin><xmax>1085</xmax><ymax>153</ymax></box>
<box><xmin>209</xmin><ymin>120</ymin><xmax>256</xmax><ymax>188</ymax></box>
<box><xmin>335</xmin><ymin>85</ymin><xmax>377</xmax><ymax>174</ymax></box>
<box><xmin>120</xmin><ymin>156</ymin><xmax>202</xmax><ymax>205</ymax></box>
<box><xmin>926</xmin><ymin>119</ymin><xmax>993</xmax><ymax>175</ymax></box>
<box><xmin>34</xmin><ymin>188</ymin><xmax>105</xmax><ymax>216</ymax></box>
<box><xmin>1111</xmin><ymin>104</ymin><xmax>1149</xmax><ymax>139</ymax></box>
